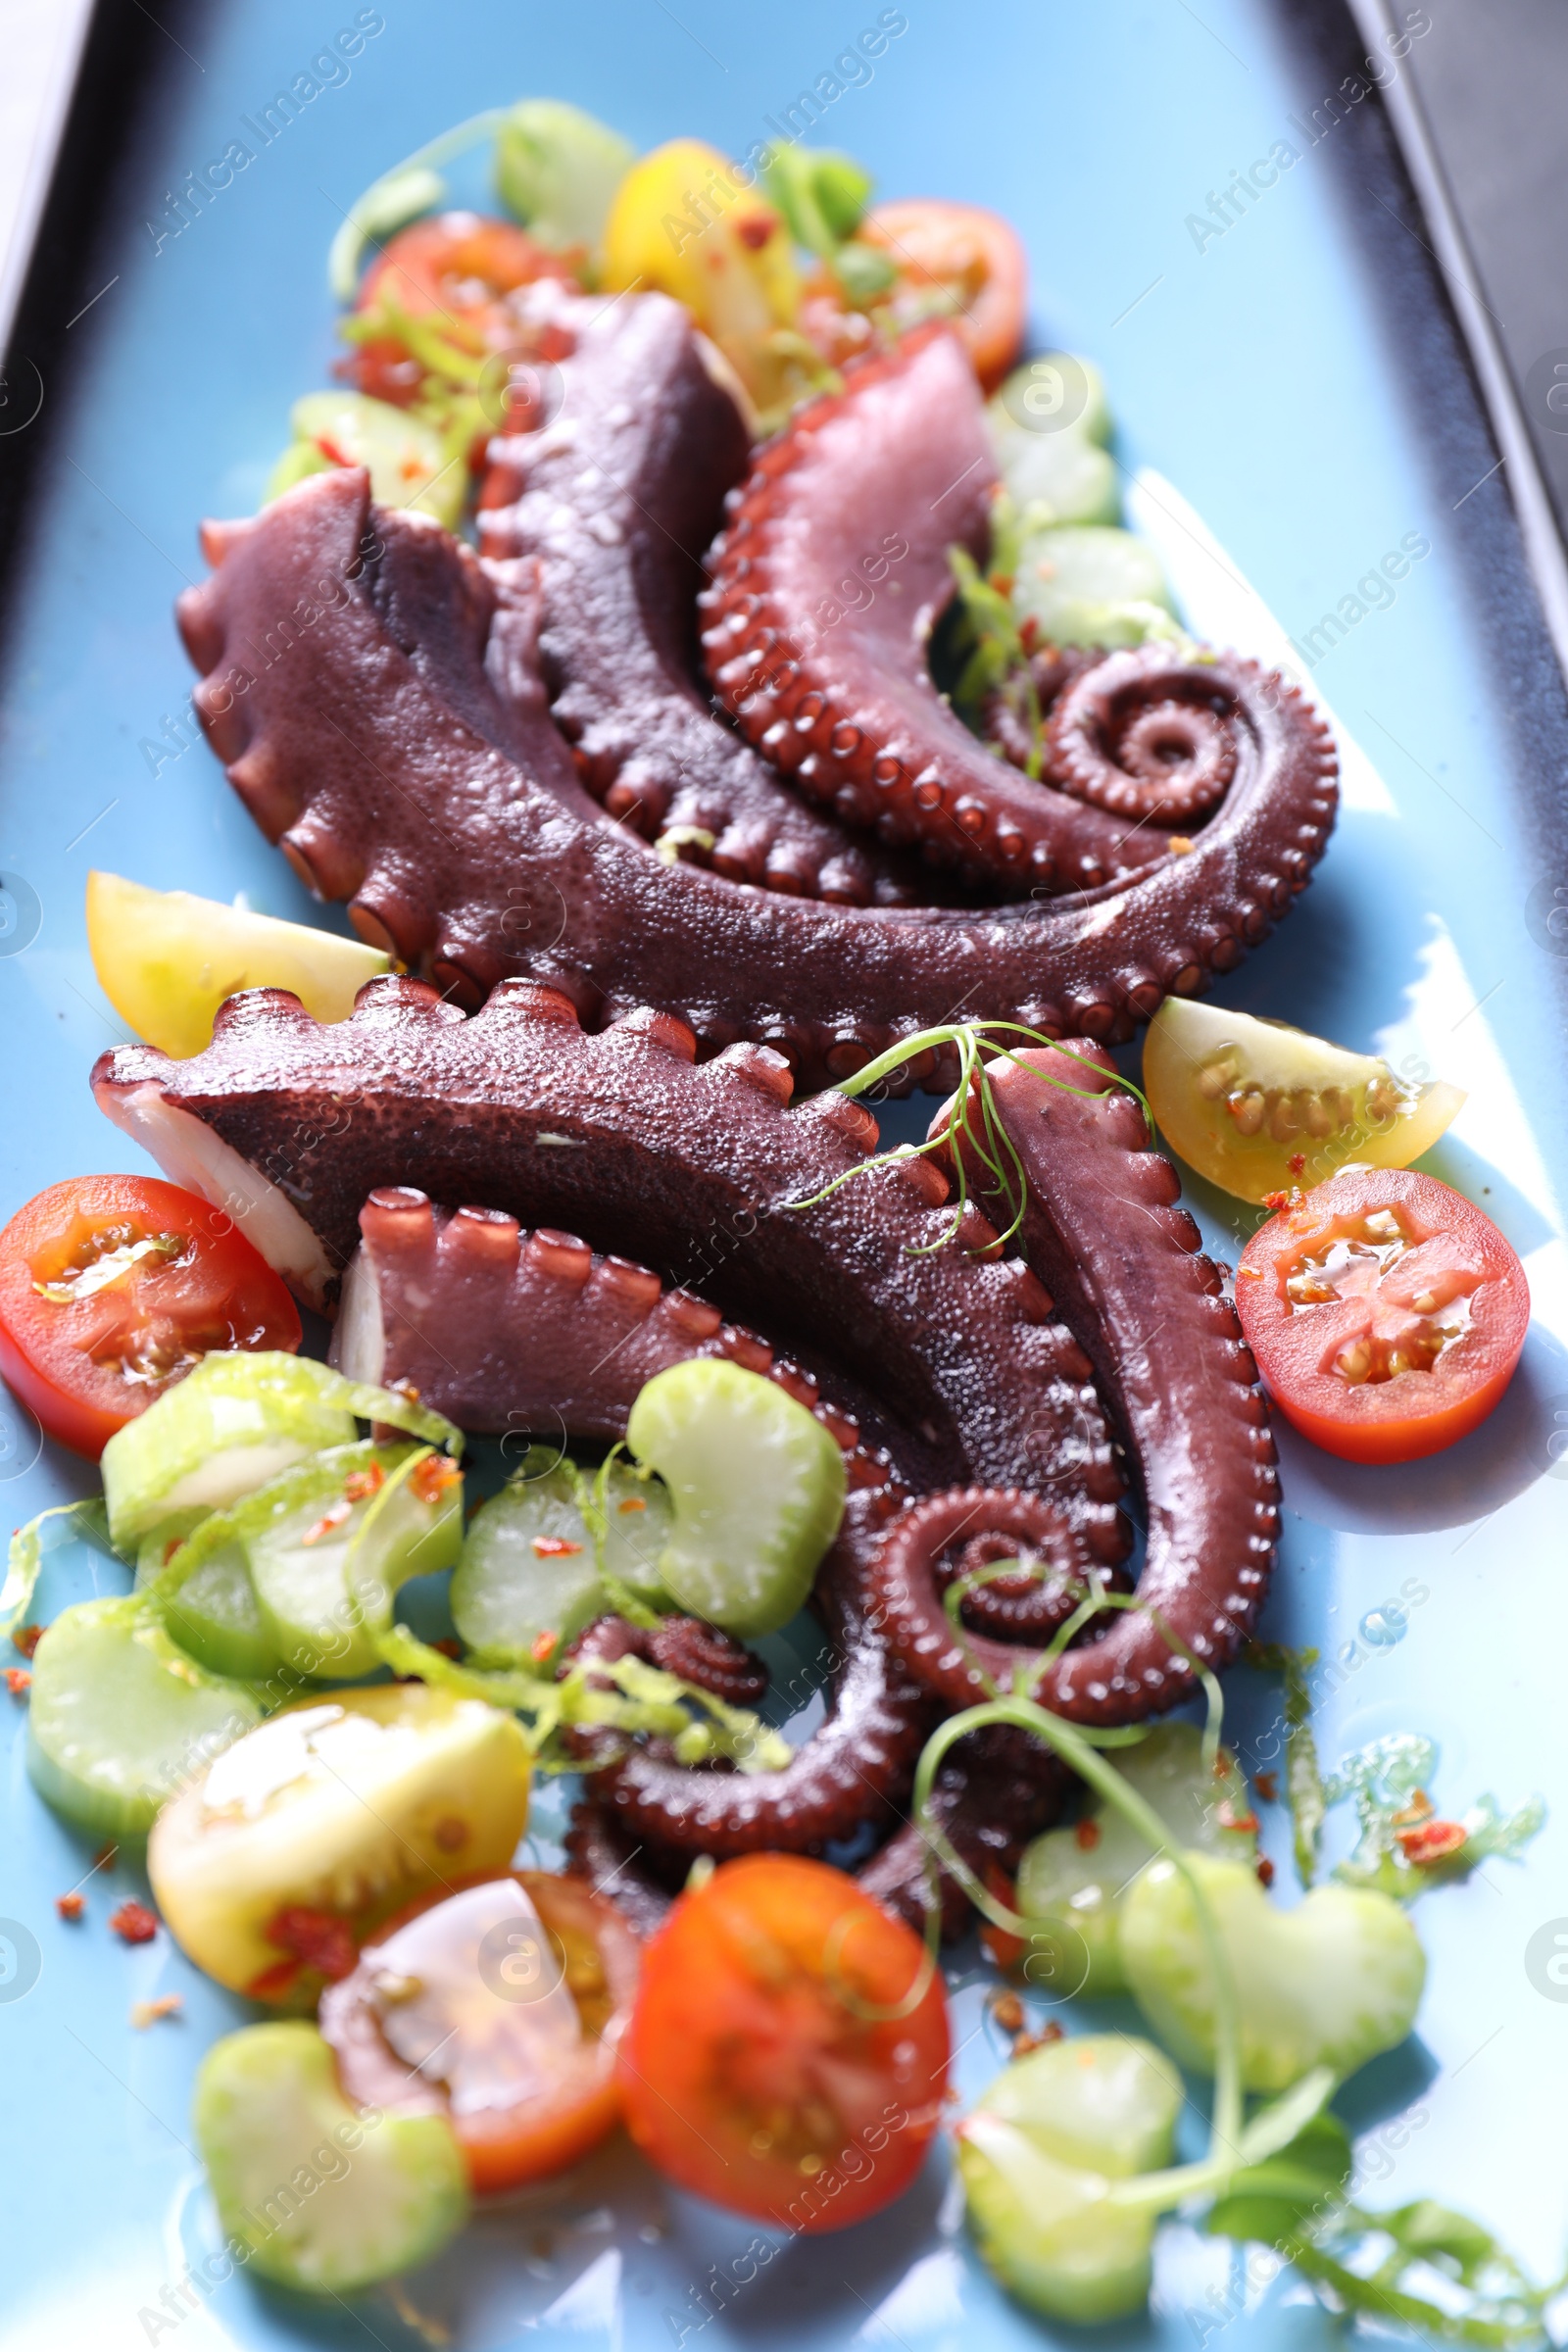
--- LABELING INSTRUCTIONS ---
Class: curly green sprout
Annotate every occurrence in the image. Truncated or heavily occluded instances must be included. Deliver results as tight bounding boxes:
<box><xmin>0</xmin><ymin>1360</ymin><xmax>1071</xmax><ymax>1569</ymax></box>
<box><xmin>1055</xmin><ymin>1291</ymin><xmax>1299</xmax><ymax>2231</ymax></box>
<box><xmin>787</xmin><ymin>1019</ymin><xmax>1153</xmax><ymax>1255</ymax></box>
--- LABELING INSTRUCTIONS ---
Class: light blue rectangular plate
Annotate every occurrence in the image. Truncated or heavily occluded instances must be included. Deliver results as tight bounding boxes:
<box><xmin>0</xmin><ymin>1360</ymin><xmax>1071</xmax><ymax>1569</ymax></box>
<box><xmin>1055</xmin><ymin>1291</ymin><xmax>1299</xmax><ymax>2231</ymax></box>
<box><xmin>2</xmin><ymin>3</ymin><xmax>1566</xmax><ymax>2346</ymax></box>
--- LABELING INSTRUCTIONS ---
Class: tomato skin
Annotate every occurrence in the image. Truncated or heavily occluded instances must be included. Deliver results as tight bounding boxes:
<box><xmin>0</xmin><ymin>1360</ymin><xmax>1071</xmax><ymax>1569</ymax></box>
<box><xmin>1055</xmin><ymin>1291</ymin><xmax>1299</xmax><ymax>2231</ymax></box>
<box><xmin>352</xmin><ymin>212</ymin><xmax>577</xmax><ymax>409</ymax></box>
<box><xmin>860</xmin><ymin>200</ymin><xmax>1027</xmax><ymax>391</ymax></box>
<box><xmin>320</xmin><ymin>1871</ymin><xmax>640</xmax><ymax>2196</ymax></box>
<box><xmin>1235</xmin><ymin>1168</ymin><xmax>1529</xmax><ymax>1465</ymax></box>
<box><xmin>618</xmin><ymin>1854</ymin><xmax>949</xmax><ymax>2233</ymax></box>
<box><xmin>0</xmin><ymin>1175</ymin><xmax>301</xmax><ymax>1460</ymax></box>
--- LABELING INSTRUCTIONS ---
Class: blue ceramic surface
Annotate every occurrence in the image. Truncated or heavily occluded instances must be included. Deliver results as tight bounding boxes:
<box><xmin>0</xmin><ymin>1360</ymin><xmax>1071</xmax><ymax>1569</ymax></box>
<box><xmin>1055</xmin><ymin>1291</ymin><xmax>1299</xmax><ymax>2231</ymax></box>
<box><xmin>2</xmin><ymin>3</ymin><xmax>1566</xmax><ymax>2345</ymax></box>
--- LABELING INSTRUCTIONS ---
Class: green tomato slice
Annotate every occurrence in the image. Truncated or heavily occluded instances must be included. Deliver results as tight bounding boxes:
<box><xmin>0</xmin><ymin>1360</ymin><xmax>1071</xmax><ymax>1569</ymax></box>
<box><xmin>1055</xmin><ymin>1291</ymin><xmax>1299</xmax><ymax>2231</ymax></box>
<box><xmin>1120</xmin><ymin>1850</ymin><xmax>1427</xmax><ymax>2093</ymax></box>
<box><xmin>148</xmin><ymin>1684</ymin><xmax>532</xmax><ymax>1997</ymax></box>
<box><xmin>957</xmin><ymin>2034</ymin><xmax>1181</xmax><ymax>2324</ymax></box>
<box><xmin>26</xmin><ymin>1596</ymin><xmax>263</xmax><ymax>1837</ymax></box>
<box><xmin>1016</xmin><ymin>1723</ymin><xmax>1257</xmax><ymax>1994</ymax></box>
<box><xmin>625</xmin><ymin>1360</ymin><xmax>846</xmax><ymax>1638</ymax></box>
<box><xmin>194</xmin><ymin>2022</ymin><xmax>468</xmax><ymax>2293</ymax></box>
<box><xmin>1144</xmin><ymin>997</ymin><xmax>1467</xmax><ymax>1204</ymax></box>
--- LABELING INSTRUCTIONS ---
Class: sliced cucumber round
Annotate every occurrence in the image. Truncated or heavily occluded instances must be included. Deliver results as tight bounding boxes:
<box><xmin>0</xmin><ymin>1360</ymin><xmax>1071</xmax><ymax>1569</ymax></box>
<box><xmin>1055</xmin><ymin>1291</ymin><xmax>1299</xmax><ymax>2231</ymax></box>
<box><xmin>245</xmin><ymin>1443</ymin><xmax>464</xmax><ymax>1680</ymax></box>
<box><xmin>102</xmin><ymin>1353</ymin><xmax>357</xmax><ymax>1549</ymax></box>
<box><xmin>625</xmin><ymin>1360</ymin><xmax>846</xmax><ymax>1638</ymax></box>
<box><xmin>148</xmin><ymin>1684</ymin><xmax>532</xmax><ymax>1998</ymax></box>
<box><xmin>993</xmin><ymin>353</ymin><xmax>1113</xmax><ymax>449</ymax></box>
<box><xmin>274</xmin><ymin>392</ymin><xmax>464</xmax><ymax>528</ymax></box>
<box><xmin>1011</xmin><ymin>524</ymin><xmax>1175</xmax><ymax>649</ymax></box>
<box><xmin>597</xmin><ymin>1460</ymin><xmax>673</xmax><ymax>1598</ymax></box>
<box><xmin>164</xmin><ymin>1542</ymin><xmax>285</xmax><ymax>1683</ymax></box>
<box><xmin>26</xmin><ymin>1597</ymin><xmax>263</xmax><ymax>1838</ymax></box>
<box><xmin>990</xmin><ymin>421</ymin><xmax>1119</xmax><ymax>527</ymax></box>
<box><xmin>195</xmin><ymin>2022</ymin><xmax>468</xmax><ymax>2293</ymax></box>
<box><xmin>1016</xmin><ymin>1724</ymin><xmax>1256</xmax><ymax>1995</ymax></box>
<box><xmin>452</xmin><ymin>1458</ymin><xmax>605</xmax><ymax>1663</ymax></box>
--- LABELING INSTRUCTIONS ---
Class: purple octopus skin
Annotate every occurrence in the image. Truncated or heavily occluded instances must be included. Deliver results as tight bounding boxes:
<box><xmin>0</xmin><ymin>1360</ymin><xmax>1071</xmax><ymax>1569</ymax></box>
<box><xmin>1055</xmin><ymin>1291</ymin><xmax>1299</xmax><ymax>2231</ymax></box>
<box><xmin>337</xmin><ymin>1187</ymin><xmax>883</xmax><ymax>1480</ymax></box>
<box><xmin>567</xmin><ymin>1490</ymin><xmax>938</xmax><ymax>1863</ymax></box>
<box><xmin>700</xmin><ymin>323</ymin><xmax>1336</xmax><ymax>898</ymax></box>
<box><xmin>476</xmin><ymin>286</ymin><xmax>935</xmax><ymax>907</ymax></box>
<box><xmin>173</xmin><ymin>403</ymin><xmax>1337</xmax><ymax>1090</ymax></box>
<box><xmin>90</xmin><ymin>975</ymin><xmax>1126</xmax><ymax>1542</ymax></box>
<box><xmin>866</xmin><ymin>1042</ymin><xmax>1281</xmax><ymax>1726</ymax></box>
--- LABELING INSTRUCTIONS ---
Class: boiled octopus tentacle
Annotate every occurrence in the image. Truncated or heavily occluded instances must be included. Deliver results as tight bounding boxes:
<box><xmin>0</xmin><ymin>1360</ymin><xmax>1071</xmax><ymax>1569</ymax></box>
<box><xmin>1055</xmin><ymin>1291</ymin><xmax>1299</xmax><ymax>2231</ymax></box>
<box><xmin>175</xmin><ymin>446</ymin><xmax>1336</xmax><ymax>1090</ymax></box>
<box><xmin>337</xmin><ymin>1186</ymin><xmax>884</xmax><ymax>1486</ymax></box>
<box><xmin>475</xmin><ymin>287</ymin><xmax>937</xmax><ymax>907</ymax></box>
<box><xmin>919</xmin><ymin>1043</ymin><xmax>1281</xmax><ymax>1725</ymax></box>
<box><xmin>566</xmin><ymin>1491</ymin><xmax>937</xmax><ymax>1863</ymax></box>
<box><xmin>858</xmin><ymin>1725</ymin><xmax>1069</xmax><ymax>1938</ymax></box>
<box><xmin>699</xmin><ymin>328</ymin><xmax>1305</xmax><ymax>894</ymax></box>
<box><xmin>92</xmin><ymin>981</ymin><xmax>1126</xmax><ymax>1572</ymax></box>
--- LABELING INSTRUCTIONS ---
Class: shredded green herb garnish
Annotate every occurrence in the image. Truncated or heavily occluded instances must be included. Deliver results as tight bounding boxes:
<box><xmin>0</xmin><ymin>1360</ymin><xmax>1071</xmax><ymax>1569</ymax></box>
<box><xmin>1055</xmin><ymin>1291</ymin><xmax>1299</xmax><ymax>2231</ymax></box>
<box><xmin>787</xmin><ymin>1019</ymin><xmax>1152</xmax><ymax>1254</ymax></box>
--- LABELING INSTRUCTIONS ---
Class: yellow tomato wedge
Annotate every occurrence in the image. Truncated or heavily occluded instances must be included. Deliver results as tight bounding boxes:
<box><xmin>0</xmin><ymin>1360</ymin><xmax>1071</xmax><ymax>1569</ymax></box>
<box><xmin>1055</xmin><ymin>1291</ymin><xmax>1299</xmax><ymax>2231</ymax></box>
<box><xmin>1143</xmin><ymin>997</ymin><xmax>1466</xmax><ymax>1204</ymax></box>
<box><xmin>87</xmin><ymin>871</ymin><xmax>390</xmax><ymax>1058</ymax></box>
<box><xmin>602</xmin><ymin>138</ymin><xmax>808</xmax><ymax>424</ymax></box>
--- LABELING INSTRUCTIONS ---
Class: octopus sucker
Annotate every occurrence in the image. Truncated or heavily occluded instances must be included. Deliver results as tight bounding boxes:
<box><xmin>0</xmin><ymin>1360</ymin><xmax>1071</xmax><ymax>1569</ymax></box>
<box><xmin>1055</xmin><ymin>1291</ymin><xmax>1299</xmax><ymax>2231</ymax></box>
<box><xmin>475</xmin><ymin>286</ymin><xmax>934</xmax><ymax>908</ymax></box>
<box><xmin>174</xmin><ymin>300</ymin><xmax>1338</xmax><ymax>1091</ymax></box>
<box><xmin>699</xmin><ymin>327</ymin><xmax>1306</xmax><ymax>894</ymax></box>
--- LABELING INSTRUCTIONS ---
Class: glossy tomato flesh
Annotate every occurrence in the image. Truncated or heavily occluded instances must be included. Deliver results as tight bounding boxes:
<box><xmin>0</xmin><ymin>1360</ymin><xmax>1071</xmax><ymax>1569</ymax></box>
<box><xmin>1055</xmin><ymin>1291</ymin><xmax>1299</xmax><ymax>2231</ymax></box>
<box><xmin>320</xmin><ymin>1870</ymin><xmax>640</xmax><ymax>2195</ymax></box>
<box><xmin>0</xmin><ymin>1174</ymin><xmax>301</xmax><ymax>1459</ymax></box>
<box><xmin>1235</xmin><ymin>1167</ymin><xmax>1528</xmax><ymax>1464</ymax></box>
<box><xmin>860</xmin><ymin>200</ymin><xmax>1027</xmax><ymax>391</ymax></box>
<box><xmin>617</xmin><ymin>1854</ymin><xmax>950</xmax><ymax>2232</ymax></box>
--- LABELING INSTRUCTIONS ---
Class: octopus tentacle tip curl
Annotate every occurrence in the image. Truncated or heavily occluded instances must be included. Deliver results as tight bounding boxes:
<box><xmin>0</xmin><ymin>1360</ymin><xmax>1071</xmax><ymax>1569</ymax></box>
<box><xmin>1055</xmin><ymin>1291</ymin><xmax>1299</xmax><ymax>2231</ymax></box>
<box><xmin>700</xmin><ymin>324</ymin><xmax>1336</xmax><ymax>897</ymax></box>
<box><xmin>178</xmin><ymin>298</ymin><xmax>1337</xmax><ymax>1089</ymax></box>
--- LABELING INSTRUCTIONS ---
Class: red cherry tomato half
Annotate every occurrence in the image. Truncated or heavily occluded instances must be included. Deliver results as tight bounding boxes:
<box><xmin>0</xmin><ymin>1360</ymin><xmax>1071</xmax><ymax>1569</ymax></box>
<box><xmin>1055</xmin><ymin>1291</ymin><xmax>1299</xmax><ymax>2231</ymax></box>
<box><xmin>320</xmin><ymin>1871</ymin><xmax>641</xmax><ymax>2196</ymax></box>
<box><xmin>0</xmin><ymin>1174</ymin><xmax>301</xmax><ymax>1460</ymax></box>
<box><xmin>859</xmin><ymin>199</ymin><xmax>1027</xmax><ymax>392</ymax></box>
<box><xmin>617</xmin><ymin>1854</ymin><xmax>949</xmax><ymax>2232</ymax></box>
<box><xmin>1235</xmin><ymin>1167</ymin><xmax>1529</xmax><ymax>1465</ymax></box>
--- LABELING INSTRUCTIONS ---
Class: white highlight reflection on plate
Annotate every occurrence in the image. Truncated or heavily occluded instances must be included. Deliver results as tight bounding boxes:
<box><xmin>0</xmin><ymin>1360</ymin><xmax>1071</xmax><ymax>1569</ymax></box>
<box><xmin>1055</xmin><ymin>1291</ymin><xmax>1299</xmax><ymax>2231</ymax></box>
<box><xmin>1126</xmin><ymin>467</ymin><xmax>1398</xmax><ymax>817</ymax></box>
<box><xmin>851</xmin><ymin>2246</ymin><xmax>967</xmax><ymax>2345</ymax></box>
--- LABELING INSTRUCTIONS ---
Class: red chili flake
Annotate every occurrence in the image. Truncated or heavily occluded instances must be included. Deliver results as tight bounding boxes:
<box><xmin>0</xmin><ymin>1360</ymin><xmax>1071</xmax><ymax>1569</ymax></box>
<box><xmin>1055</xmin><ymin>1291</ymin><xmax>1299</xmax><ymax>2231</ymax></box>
<box><xmin>1018</xmin><ymin>615</ymin><xmax>1040</xmax><ymax>653</ymax></box>
<box><xmin>266</xmin><ymin>1905</ymin><xmax>358</xmax><ymax>1982</ymax></box>
<box><xmin>430</xmin><ymin>1637</ymin><xmax>463</xmax><ymax>1660</ymax></box>
<box><xmin>55</xmin><ymin>1891</ymin><xmax>84</xmax><ymax>1921</ymax></box>
<box><xmin>1013</xmin><ymin>2022</ymin><xmax>1065</xmax><ymax>2057</ymax></box>
<box><xmin>110</xmin><ymin>1900</ymin><xmax>159</xmax><ymax>1945</ymax></box>
<box><xmin>990</xmin><ymin>1991</ymin><xmax>1025</xmax><ymax>2034</ymax></box>
<box><xmin>1397</xmin><ymin>1817</ymin><xmax>1468</xmax><ymax>1866</ymax></box>
<box><xmin>530</xmin><ymin>1629</ymin><xmax>559</xmax><ymax>1664</ymax></box>
<box><xmin>1391</xmin><ymin>1788</ymin><xmax>1434</xmax><ymax>1829</ymax></box>
<box><xmin>5</xmin><ymin>1668</ymin><xmax>31</xmax><ymax>1695</ymax></box>
<box><xmin>1261</xmin><ymin>1190</ymin><xmax>1292</xmax><ymax>1212</ymax></box>
<box><xmin>1256</xmin><ymin>1856</ymin><xmax>1276</xmax><ymax>1888</ymax></box>
<box><xmin>130</xmin><ymin>1994</ymin><xmax>183</xmax><ymax>2029</ymax></box>
<box><xmin>246</xmin><ymin>1956</ymin><xmax>302</xmax><ymax>2003</ymax></box>
<box><xmin>1287</xmin><ymin>1152</ymin><xmax>1306</xmax><ymax>1176</ymax></box>
<box><xmin>410</xmin><ymin>1455</ymin><xmax>462</xmax><ymax>1506</ymax></box>
<box><xmin>735</xmin><ymin>214</ymin><xmax>773</xmax><ymax>252</ymax></box>
<box><xmin>1218</xmin><ymin>1802</ymin><xmax>1260</xmax><ymax>1835</ymax></box>
<box><xmin>531</xmin><ymin>1535</ymin><xmax>584</xmax><ymax>1557</ymax></box>
<box><xmin>988</xmin><ymin>572</ymin><xmax>1016</xmax><ymax>598</ymax></box>
<box><xmin>313</xmin><ymin>432</ymin><xmax>354</xmax><ymax>467</ymax></box>
<box><xmin>342</xmin><ymin>1464</ymin><xmax>386</xmax><ymax>1505</ymax></box>
<box><xmin>94</xmin><ymin>1843</ymin><xmax>119</xmax><ymax>1872</ymax></box>
<box><xmin>162</xmin><ymin>1538</ymin><xmax>183</xmax><ymax>1567</ymax></box>
<box><xmin>302</xmin><ymin>1497</ymin><xmax>355</xmax><ymax>1547</ymax></box>
<box><xmin>617</xmin><ymin>1496</ymin><xmax>647</xmax><ymax>1515</ymax></box>
<box><xmin>1168</xmin><ymin>835</ymin><xmax>1195</xmax><ymax>856</ymax></box>
<box><xmin>979</xmin><ymin>1862</ymin><xmax>1025</xmax><ymax>1972</ymax></box>
<box><xmin>12</xmin><ymin>1624</ymin><xmax>41</xmax><ymax>1658</ymax></box>
<box><xmin>1255</xmin><ymin>1770</ymin><xmax>1280</xmax><ymax>1803</ymax></box>
<box><xmin>1075</xmin><ymin>1817</ymin><xmax>1102</xmax><ymax>1851</ymax></box>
